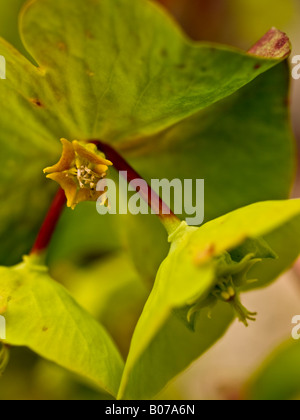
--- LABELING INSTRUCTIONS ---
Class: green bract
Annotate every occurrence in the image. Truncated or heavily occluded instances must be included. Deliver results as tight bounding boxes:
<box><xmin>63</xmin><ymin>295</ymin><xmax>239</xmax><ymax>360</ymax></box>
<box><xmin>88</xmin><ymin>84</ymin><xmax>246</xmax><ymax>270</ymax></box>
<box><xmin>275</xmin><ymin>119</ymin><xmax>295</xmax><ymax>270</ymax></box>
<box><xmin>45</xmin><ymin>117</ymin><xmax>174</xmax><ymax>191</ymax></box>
<box><xmin>0</xmin><ymin>256</ymin><xmax>124</xmax><ymax>397</ymax></box>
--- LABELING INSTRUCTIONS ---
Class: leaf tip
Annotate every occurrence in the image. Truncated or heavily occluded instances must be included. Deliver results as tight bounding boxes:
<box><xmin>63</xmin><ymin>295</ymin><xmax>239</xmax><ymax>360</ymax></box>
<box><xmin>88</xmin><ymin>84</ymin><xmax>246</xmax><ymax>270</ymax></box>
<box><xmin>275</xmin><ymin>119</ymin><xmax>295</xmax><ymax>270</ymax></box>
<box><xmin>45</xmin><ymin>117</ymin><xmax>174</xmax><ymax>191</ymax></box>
<box><xmin>248</xmin><ymin>28</ymin><xmax>290</xmax><ymax>59</ymax></box>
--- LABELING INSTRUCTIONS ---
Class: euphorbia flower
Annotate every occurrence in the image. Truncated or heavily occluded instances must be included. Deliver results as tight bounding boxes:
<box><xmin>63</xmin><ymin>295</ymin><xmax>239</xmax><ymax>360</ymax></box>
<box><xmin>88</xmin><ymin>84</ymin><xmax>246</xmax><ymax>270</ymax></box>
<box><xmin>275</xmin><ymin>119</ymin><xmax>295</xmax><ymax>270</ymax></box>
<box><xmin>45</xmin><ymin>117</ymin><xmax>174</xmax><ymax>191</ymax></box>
<box><xmin>159</xmin><ymin>221</ymin><xmax>278</xmax><ymax>328</ymax></box>
<box><xmin>44</xmin><ymin>139</ymin><xmax>112</xmax><ymax>209</ymax></box>
<box><xmin>186</xmin><ymin>246</ymin><xmax>274</xmax><ymax>327</ymax></box>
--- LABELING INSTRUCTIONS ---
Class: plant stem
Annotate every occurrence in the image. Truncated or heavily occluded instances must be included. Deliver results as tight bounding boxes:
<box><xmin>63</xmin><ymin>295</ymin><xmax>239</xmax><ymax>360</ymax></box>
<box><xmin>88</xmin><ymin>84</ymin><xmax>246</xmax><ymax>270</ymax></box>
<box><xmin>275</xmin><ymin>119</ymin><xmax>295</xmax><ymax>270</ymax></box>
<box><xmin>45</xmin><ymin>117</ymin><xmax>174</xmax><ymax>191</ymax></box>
<box><xmin>91</xmin><ymin>140</ymin><xmax>182</xmax><ymax>235</ymax></box>
<box><xmin>31</xmin><ymin>188</ymin><xmax>66</xmax><ymax>256</ymax></box>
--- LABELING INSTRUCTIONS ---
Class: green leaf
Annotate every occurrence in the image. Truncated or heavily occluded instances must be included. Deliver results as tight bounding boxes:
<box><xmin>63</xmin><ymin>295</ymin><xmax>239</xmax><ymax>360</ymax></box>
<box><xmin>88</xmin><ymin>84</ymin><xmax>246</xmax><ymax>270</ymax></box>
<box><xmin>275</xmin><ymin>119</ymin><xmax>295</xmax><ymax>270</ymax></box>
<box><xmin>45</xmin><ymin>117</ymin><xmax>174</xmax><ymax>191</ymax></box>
<box><xmin>173</xmin><ymin>200</ymin><xmax>300</xmax><ymax>260</ymax></box>
<box><xmin>245</xmin><ymin>339</ymin><xmax>300</xmax><ymax>400</ymax></box>
<box><xmin>19</xmin><ymin>0</ymin><xmax>289</xmax><ymax>141</ymax></box>
<box><xmin>0</xmin><ymin>0</ymin><xmax>292</xmax><ymax>264</ymax></box>
<box><xmin>0</xmin><ymin>256</ymin><xmax>124</xmax><ymax>397</ymax></box>
<box><xmin>54</xmin><ymin>253</ymin><xmax>149</xmax><ymax>358</ymax></box>
<box><xmin>119</xmin><ymin>200</ymin><xmax>300</xmax><ymax>399</ymax></box>
<box><xmin>120</xmin><ymin>302</ymin><xmax>234</xmax><ymax>400</ymax></box>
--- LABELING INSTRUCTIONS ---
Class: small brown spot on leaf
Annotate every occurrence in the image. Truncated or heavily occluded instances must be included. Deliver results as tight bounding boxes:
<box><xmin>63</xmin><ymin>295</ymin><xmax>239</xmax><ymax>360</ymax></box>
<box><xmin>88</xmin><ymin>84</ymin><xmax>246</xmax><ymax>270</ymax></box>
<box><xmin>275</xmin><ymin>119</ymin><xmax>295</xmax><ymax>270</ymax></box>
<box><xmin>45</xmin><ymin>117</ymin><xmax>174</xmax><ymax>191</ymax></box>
<box><xmin>42</xmin><ymin>327</ymin><xmax>49</xmax><ymax>332</ymax></box>
<box><xmin>194</xmin><ymin>244</ymin><xmax>216</xmax><ymax>266</ymax></box>
<box><xmin>86</xmin><ymin>31</ymin><xmax>95</xmax><ymax>39</ymax></box>
<box><xmin>57</xmin><ymin>42</ymin><xmax>67</xmax><ymax>51</ymax></box>
<box><xmin>86</xmin><ymin>69</ymin><xmax>95</xmax><ymax>77</ymax></box>
<box><xmin>254</xmin><ymin>63</ymin><xmax>261</xmax><ymax>70</ymax></box>
<box><xmin>0</xmin><ymin>296</ymin><xmax>7</xmax><ymax>314</ymax></box>
<box><xmin>30</xmin><ymin>98</ymin><xmax>44</xmax><ymax>108</ymax></box>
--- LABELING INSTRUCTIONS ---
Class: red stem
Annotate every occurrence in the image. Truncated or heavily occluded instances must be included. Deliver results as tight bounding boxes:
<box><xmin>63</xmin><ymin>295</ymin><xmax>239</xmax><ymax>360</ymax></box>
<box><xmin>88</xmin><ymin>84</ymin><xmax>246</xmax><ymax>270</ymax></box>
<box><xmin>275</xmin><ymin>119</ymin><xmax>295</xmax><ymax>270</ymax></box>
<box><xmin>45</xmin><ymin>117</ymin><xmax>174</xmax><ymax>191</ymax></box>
<box><xmin>91</xmin><ymin>140</ymin><xmax>181</xmax><ymax>233</ymax></box>
<box><xmin>31</xmin><ymin>188</ymin><xmax>66</xmax><ymax>255</ymax></box>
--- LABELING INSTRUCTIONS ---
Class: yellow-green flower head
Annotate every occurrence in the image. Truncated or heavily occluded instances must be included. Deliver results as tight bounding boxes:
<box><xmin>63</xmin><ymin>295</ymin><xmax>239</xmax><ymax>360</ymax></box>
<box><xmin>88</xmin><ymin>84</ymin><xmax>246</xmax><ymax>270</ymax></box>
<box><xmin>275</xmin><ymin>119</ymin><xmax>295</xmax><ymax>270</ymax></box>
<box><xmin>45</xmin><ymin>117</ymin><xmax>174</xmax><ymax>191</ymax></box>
<box><xmin>44</xmin><ymin>139</ymin><xmax>112</xmax><ymax>209</ymax></box>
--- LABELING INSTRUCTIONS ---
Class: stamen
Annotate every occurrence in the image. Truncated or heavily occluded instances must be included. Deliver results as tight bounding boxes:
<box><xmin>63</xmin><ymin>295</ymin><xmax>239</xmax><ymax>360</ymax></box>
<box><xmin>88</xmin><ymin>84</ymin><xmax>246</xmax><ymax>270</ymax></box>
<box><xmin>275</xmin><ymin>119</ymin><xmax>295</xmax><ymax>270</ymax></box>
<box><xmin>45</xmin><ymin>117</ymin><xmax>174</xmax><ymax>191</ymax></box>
<box><xmin>44</xmin><ymin>139</ymin><xmax>112</xmax><ymax>209</ymax></box>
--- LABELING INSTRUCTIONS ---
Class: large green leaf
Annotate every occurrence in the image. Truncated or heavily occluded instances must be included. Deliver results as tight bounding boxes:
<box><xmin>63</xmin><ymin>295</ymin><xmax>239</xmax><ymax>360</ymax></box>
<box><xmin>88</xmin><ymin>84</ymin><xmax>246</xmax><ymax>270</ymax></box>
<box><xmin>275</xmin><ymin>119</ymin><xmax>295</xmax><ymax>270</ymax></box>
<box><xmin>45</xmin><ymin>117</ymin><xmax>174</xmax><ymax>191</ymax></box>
<box><xmin>19</xmin><ymin>0</ymin><xmax>289</xmax><ymax>141</ymax></box>
<box><xmin>119</xmin><ymin>200</ymin><xmax>300</xmax><ymax>399</ymax></box>
<box><xmin>54</xmin><ymin>253</ymin><xmax>149</xmax><ymax>358</ymax></box>
<box><xmin>0</xmin><ymin>256</ymin><xmax>124</xmax><ymax>397</ymax></box>
<box><xmin>119</xmin><ymin>302</ymin><xmax>234</xmax><ymax>400</ymax></box>
<box><xmin>0</xmin><ymin>0</ymin><xmax>292</xmax><ymax>265</ymax></box>
<box><xmin>245</xmin><ymin>339</ymin><xmax>300</xmax><ymax>400</ymax></box>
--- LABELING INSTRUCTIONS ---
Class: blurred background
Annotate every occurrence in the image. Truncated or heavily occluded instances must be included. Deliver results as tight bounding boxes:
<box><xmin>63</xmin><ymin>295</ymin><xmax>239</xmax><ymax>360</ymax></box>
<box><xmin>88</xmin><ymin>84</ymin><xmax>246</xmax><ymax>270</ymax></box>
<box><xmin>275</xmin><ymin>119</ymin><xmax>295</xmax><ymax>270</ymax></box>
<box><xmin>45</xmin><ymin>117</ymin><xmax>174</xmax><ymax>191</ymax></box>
<box><xmin>1</xmin><ymin>0</ymin><xmax>300</xmax><ymax>400</ymax></box>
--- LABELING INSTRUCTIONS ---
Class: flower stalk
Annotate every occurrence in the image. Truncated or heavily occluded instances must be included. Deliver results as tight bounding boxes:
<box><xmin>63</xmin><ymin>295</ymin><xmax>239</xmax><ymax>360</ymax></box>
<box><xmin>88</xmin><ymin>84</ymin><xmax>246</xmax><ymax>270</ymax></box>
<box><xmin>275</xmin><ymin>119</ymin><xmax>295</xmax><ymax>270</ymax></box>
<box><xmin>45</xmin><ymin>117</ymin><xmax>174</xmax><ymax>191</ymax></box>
<box><xmin>91</xmin><ymin>140</ymin><xmax>182</xmax><ymax>235</ymax></box>
<box><xmin>30</xmin><ymin>188</ymin><xmax>66</xmax><ymax>256</ymax></box>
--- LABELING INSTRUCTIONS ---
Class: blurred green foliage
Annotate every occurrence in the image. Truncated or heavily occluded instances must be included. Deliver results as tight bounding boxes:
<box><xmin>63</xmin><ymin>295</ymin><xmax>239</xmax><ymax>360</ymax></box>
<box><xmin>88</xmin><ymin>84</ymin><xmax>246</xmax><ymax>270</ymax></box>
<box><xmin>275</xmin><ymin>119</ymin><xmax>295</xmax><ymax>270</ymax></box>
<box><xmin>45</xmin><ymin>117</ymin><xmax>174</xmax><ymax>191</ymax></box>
<box><xmin>157</xmin><ymin>0</ymin><xmax>297</xmax><ymax>47</ymax></box>
<box><xmin>246</xmin><ymin>339</ymin><xmax>300</xmax><ymax>400</ymax></box>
